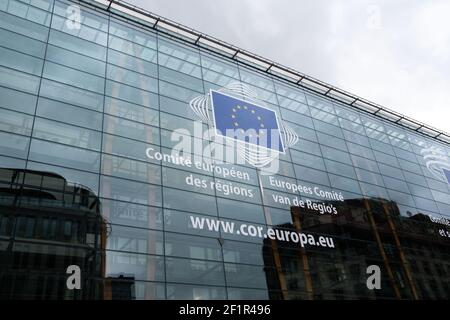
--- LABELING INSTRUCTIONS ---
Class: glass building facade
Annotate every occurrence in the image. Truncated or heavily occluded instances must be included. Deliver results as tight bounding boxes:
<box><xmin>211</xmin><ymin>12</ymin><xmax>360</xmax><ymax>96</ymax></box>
<box><xmin>0</xmin><ymin>0</ymin><xmax>449</xmax><ymax>300</ymax></box>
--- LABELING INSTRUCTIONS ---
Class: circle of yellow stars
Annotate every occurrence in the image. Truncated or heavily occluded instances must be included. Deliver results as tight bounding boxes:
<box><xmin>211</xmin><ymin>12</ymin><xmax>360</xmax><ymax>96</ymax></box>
<box><xmin>231</xmin><ymin>105</ymin><xmax>265</xmax><ymax>138</ymax></box>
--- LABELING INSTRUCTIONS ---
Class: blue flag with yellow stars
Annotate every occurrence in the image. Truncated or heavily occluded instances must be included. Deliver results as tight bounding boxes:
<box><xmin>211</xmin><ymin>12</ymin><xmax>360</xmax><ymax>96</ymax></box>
<box><xmin>210</xmin><ymin>90</ymin><xmax>284</xmax><ymax>153</ymax></box>
<box><xmin>443</xmin><ymin>168</ymin><xmax>450</xmax><ymax>184</ymax></box>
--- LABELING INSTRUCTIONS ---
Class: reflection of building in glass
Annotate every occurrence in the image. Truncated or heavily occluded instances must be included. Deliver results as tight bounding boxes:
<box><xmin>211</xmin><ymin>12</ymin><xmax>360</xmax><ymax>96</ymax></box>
<box><xmin>105</xmin><ymin>274</ymin><xmax>136</xmax><ymax>300</ymax></box>
<box><xmin>0</xmin><ymin>168</ymin><xmax>107</xmax><ymax>299</ymax></box>
<box><xmin>263</xmin><ymin>198</ymin><xmax>450</xmax><ymax>299</ymax></box>
<box><xmin>0</xmin><ymin>0</ymin><xmax>449</xmax><ymax>300</ymax></box>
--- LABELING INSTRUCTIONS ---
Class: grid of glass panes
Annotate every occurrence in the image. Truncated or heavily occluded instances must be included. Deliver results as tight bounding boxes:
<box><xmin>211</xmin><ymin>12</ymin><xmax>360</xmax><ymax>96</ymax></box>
<box><xmin>0</xmin><ymin>0</ymin><xmax>449</xmax><ymax>300</ymax></box>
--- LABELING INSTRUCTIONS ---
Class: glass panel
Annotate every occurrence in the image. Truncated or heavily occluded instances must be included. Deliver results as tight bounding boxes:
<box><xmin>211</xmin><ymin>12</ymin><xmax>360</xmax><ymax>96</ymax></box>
<box><xmin>101</xmin><ymin>198</ymin><xmax>163</xmax><ymax>230</ymax></box>
<box><xmin>54</xmin><ymin>1</ymin><xmax>108</xmax><ymax>30</ymax></box>
<box><xmin>163</xmin><ymin>187</ymin><xmax>217</xmax><ymax>215</ymax></box>
<box><xmin>317</xmin><ymin>131</ymin><xmax>347</xmax><ymax>150</ymax></box>
<box><xmin>0</xmin><ymin>131</ymin><xmax>30</xmax><ymax>159</ymax></box>
<box><xmin>165</xmin><ymin>232</ymin><xmax>222</xmax><ymax>261</ymax></box>
<box><xmin>45</xmin><ymin>44</ymin><xmax>105</xmax><ymax>76</ymax></box>
<box><xmin>107</xmin><ymin>225</ymin><xmax>163</xmax><ymax>255</ymax></box>
<box><xmin>33</xmin><ymin>117</ymin><xmax>101</xmax><ymax>151</ymax></box>
<box><xmin>239</xmin><ymin>67</ymin><xmax>275</xmax><ymax>92</ymax></box>
<box><xmin>28</xmin><ymin>138</ymin><xmax>101</xmax><ymax>172</ymax></box>
<box><xmin>290</xmin><ymin>149</ymin><xmax>326</xmax><ymax>171</ymax></box>
<box><xmin>162</xmin><ymin>167</ymin><xmax>214</xmax><ymax>195</ymax></box>
<box><xmin>100</xmin><ymin>175</ymin><xmax>162</xmax><ymax>206</ymax></box>
<box><xmin>107</xmin><ymin>64</ymin><xmax>157</xmax><ymax>93</ymax></box>
<box><xmin>294</xmin><ymin>165</ymin><xmax>330</xmax><ymax>186</ymax></box>
<box><xmin>1</xmin><ymin>0</ymin><xmax>51</xmax><ymax>26</ymax></box>
<box><xmin>48</xmin><ymin>29</ymin><xmax>106</xmax><ymax>60</ymax></box>
<box><xmin>105</xmin><ymin>97</ymin><xmax>159</xmax><ymax>123</ymax></box>
<box><xmin>109</xmin><ymin>35</ymin><xmax>157</xmax><ymax>63</ymax></box>
<box><xmin>275</xmin><ymin>81</ymin><xmax>307</xmax><ymax>104</ymax></box>
<box><xmin>201</xmin><ymin>52</ymin><xmax>239</xmax><ymax>78</ymax></box>
<box><xmin>109</xmin><ymin>20</ymin><xmax>156</xmax><ymax>48</ymax></box>
<box><xmin>164</xmin><ymin>210</ymin><xmax>219</xmax><ymax>238</ymax></box>
<box><xmin>107</xmin><ymin>48</ymin><xmax>157</xmax><ymax>78</ymax></box>
<box><xmin>166</xmin><ymin>283</ymin><xmax>226</xmax><ymax>300</ymax></box>
<box><xmin>36</xmin><ymin>98</ymin><xmax>102</xmax><ymax>130</ymax></box>
<box><xmin>102</xmin><ymin>133</ymin><xmax>159</xmax><ymax>163</ymax></box>
<box><xmin>328</xmin><ymin>174</ymin><xmax>361</xmax><ymax>194</ymax></box>
<box><xmin>0</xmin><ymin>46</ymin><xmax>43</xmax><ymax>75</ymax></box>
<box><xmin>105</xmin><ymin>251</ymin><xmax>165</xmax><ymax>282</ymax></box>
<box><xmin>0</xmin><ymin>66</ymin><xmax>40</xmax><ymax>94</ymax></box>
<box><xmin>103</xmin><ymin>114</ymin><xmax>160</xmax><ymax>145</ymax></box>
<box><xmin>165</xmin><ymin>257</ymin><xmax>225</xmax><ymax>286</ymax></box>
<box><xmin>325</xmin><ymin>159</ymin><xmax>357</xmax><ymax>179</ymax></box>
<box><xmin>158</xmin><ymin>38</ymin><xmax>200</xmax><ymax>65</ymax></box>
<box><xmin>0</xmin><ymin>11</ymin><xmax>49</xmax><ymax>41</ymax></box>
<box><xmin>51</xmin><ymin>14</ymin><xmax>107</xmax><ymax>45</ymax></box>
<box><xmin>280</xmin><ymin>109</ymin><xmax>313</xmax><ymax>129</ymax></box>
<box><xmin>26</xmin><ymin>161</ymin><xmax>99</xmax><ymax>193</ymax></box>
<box><xmin>43</xmin><ymin>61</ymin><xmax>105</xmax><ymax>93</ymax></box>
<box><xmin>101</xmin><ymin>154</ymin><xmax>161</xmax><ymax>185</ymax></box>
<box><xmin>159</xmin><ymin>80</ymin><xmax>201</xmax><ymax>103</ymax></box>
<box><xmin>0</xmin><ymin>155</ymin><xmax>26</xmax><ymax>169</ymax></box>
<box><xmin>159</xmin><ymin>66</ymin><xmax>203</xmax><ymax>92</ymax></box>
<box><xmin>0</xmin><ymin>27</ymin><xmax>46</xmax><ymax>58</ymax></box>
<box><xmin>320</xmin><ymin>145</ymin><xmax>351</xmax><ymax>164</ymax></box>
<box><xmin>224</xmin><ymin>263</ymin><xmax>268</xmax><ymax>289</ymax></box>
<box><xmin>39</xmin><ymin>79</ymin><xmax>104</xmax><ymax>111</ymax></box>
<box><xmin>106</xmin><ymin>80</ymin><xmax>158</xmax><ymax>108</ymax></box>
<box><xmin>223</xmin><ymin>240</ymin><xmax>264</xmax><ymax>265</ymax></box>
<box><xmin>217</xmin><ymin>198</ymin><xmax>265</xmax><ymax>224</ymax></box>
<box><xmin>0</xmin><ymin>108</ymin><xmax>33</xmax><ymax>136</ymax></box>
<box><xmin>227</xmin><ymin>287</ymin><xmax>269</xmax><ymax>300</ymax></box>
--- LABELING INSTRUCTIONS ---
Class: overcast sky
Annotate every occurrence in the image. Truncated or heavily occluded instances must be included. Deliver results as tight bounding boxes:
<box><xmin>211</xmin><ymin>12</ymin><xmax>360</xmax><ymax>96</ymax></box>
<box><xmin>128</xmin><ymin>0</ymin><xmax>450</xmax><ymax>134</ymax></box>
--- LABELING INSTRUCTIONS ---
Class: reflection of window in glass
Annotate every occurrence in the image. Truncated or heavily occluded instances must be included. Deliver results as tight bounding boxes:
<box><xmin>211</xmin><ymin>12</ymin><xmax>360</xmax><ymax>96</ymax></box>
<box><xmin>0</xmin><ymin>132</ymin><xmax>30</xmax><ymax>159</ymax></box>
<box><xmin>102</xmin><ymin>154</ymin><xmax>161</xmax><ymax>185</ymax></box>
<box><xmin>159</xmin><ymin>66</ymin><xmax>203</xmax><ymax>92</ymax></box>
<box><xmin>0</xmin><ymin>66</ymin><xmax>40</xmax><ymax>94</ymax></box>
<box><xmin>108</xmin><ymin>48</ymin><xmax>157</xmax><ymax>78</ymax></box>
<box><xmin>0</xmin><ymin>108</ymin><xmax>33</xmax><ymax>136</ymax></box>
<box><xmin>40</xmin><ymin>79</ymin><xmax>104</xmax><ymax>111</ymax></box>
<box><xmin>109</xmin><ymin>35</ymin><xmax>157</xmax><ymax>63</ymax></box>
<box><xmin>100</xmin><ymin>176</ymin><xmax>162</xmax><ymax>207</ymax></box>
<box><xmin>63</xmin><ymin>220</ymin><xmax>72</xmax><ymax>240</ymax></box>
<box><xmin>51</xmin><ymin>14</ymin><xmax>107</xmax><ymax>45</ymax></box>
<box><xmin>106</xmin><ymin>80</ymin><xmax>158</xmax><ymax>108</ymax></box>
<box><xmin>275</xmin><ymin>81</ymin><xmax>307</xmax><ymax>104</ymax></box>
<box><xmin>107</xmin><ymin>64</ymin><xmax>157</xmax><ymax>93</ymax></box>
<box><xmin>46</xmin><ymin>45</ymin><xmax>105</xmax><ymax>77</ymax></box>
<box><xmin>109</xmin><ymin>20</ymin><xmax>156</xmax><ymax>49</ymax></box>
<box><xmin>0</xmin><ymin>215</ymin><xmax>12</xmax><ymax>236</ymax></box>
<box><xmin>33</xmin><ymin>117</ymin><xmax>101</xmax><ymax>151</ymax></box>
<box><xmin>28</xmin><ymin>139</ymin><xmax>101</xmax><ymax>173</ymax></box>
<box><xmin>0</xmin><ymin>46</ymin><xmax>43</xmax><ymax>76</ymax></box>
<box><xmin>0</xmin><ymin>11</ymin><xmax>49</xmax><ymax>41</ymax></box>
<box><xmin>43</xmin><ymin>61</ymin><xmax>105</xmax><ymax>94</ymax></box>
<box><xmin>36</xmin><ymin>98</ymin><xmax>103</xmax><ymax>131</ymax></box>
<box><xmin>159</xmin><ymin>80</ymin><xmax>200</xmax><ymax>103</ymax></box>
<box><xmin>103</xmin><ymin>114</ymin><xmax>160</xmax><ymax>145</ymax></box>
<box><xmin>158</xmin><ymin>38</ymin><xmax>200</xmax><ymax>65</ymax></box>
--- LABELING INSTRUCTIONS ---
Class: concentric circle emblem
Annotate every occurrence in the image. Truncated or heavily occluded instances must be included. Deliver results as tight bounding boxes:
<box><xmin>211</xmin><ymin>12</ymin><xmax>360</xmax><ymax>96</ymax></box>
<box><xmin>421</xmin><ymin>146</ymin><xmax>450</xmax><ymax>185</ymax></box>
<box><xmin>189</xmin><ymin>82</ymin><xmax>299</xmax><ymax>169</ymax></box>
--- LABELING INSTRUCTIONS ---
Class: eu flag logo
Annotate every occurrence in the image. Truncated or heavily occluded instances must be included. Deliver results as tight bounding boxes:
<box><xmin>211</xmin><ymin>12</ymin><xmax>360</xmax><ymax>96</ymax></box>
<box><xmin>443</xmin><ymin>168</ymin><xmax>450</xmax><ymax>184</ymax></box>
<box><xmin>210</xmin><ymin>90</ymin><xmax>285</xmax><ymax>153</ymax></box>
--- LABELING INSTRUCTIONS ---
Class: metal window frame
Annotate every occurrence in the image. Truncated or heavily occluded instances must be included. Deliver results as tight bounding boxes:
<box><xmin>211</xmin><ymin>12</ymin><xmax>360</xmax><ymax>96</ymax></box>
<box><xmin>79</xmin><ymin>0</ymin><xmax>449</xmax><ymax>146</ymax></box>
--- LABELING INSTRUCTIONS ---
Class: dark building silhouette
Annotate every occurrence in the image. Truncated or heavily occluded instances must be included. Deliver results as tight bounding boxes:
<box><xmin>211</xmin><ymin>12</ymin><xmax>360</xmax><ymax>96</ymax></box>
<box><xmin>263</xmin><ymin>197</ymin><xmax>450</xmax><ymax>300</ymax></box>
<box><xmin>105</xmin><ymin>274</ymin><xmax>136</xmax><ymax>300</ymax></box>
<box><xmin>0</xmin><ymin>168</ymin><xmax>108</xmax><ymax>299</ymax></box>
